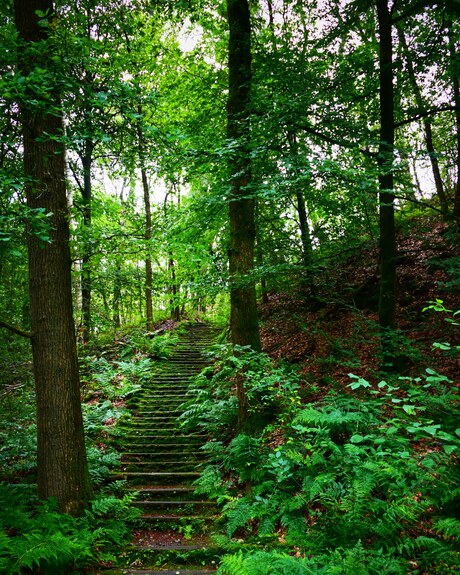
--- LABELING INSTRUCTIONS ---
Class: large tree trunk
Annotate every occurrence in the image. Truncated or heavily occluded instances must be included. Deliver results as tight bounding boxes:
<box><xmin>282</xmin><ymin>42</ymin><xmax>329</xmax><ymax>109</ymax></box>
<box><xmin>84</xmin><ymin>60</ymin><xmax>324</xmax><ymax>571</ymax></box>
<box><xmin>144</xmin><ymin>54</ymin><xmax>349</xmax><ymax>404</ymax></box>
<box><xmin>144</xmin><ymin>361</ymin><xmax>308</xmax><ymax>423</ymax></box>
<box><xmin>376</xmin><ymin>0</ymin><xmax>397</xmax><ymax>342</ymax></box>
<box><xmin>14</xmin><ymin>0</ymin><xmax>91</xmax><ymax>515</ymax></box>
<box><xmin>227</xmin><ymin>0</ymin><xmax>261</xmax><ymax>430</ymax></box>
<box><xmin>227</xmin><ymin>0</ymin><xmax>261</xmax><ymax>352</ymax></box>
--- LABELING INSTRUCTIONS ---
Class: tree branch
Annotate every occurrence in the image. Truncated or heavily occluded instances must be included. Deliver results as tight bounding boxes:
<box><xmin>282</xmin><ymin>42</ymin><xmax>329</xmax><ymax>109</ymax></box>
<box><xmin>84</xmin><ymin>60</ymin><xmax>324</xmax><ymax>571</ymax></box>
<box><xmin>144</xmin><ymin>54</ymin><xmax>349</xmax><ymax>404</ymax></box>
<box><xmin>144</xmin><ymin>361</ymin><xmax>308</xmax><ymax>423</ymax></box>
<box><xmin>395</xmin><ymin>105</ymin><xmax>457</xmax><ymax>128</ymax></box>
<box><xmin>0</xmin><ymin>320</ymin><xmax>32</xmax><ymax>338</ymax></box>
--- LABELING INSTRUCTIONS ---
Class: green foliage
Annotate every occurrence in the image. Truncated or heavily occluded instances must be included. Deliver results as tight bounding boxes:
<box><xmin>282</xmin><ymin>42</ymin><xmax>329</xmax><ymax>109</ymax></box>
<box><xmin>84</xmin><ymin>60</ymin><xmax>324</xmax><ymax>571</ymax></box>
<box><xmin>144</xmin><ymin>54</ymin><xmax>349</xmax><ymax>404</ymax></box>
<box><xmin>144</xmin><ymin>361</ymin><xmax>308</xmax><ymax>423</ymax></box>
<box><xmin>422</xmin><ymin>300</ymin><xmax>459</xmax><ymax>354</ymax></box>
<box><xmin>191</xmin><ymin>347</ymin><xmax>459</xmax><ymax>572</ymax></box>
<box><xmin>85</xmin><ymin>445</ymin><xmax>120</xmax><ymax>485</ymax></box>
<box><xmin>217</xmin><ymin>544</ymin><xmax>409</xmax><ymax>575</ymax></box>
<box><xmin>124</xmin><ymin>330</ymin><xmax>179</xmax><ymax>360</ymax></box>
<box><xmin>181</xmin><ymin>345</ymin><xmax>301</xmax><ymax>437</ymax></box>
<box><xmin>0</xmin><ymin>386</ymin><xmax>36</xmax><ymax>481</ymax></box>
<box><xmin>0</xmin><ymin>484</ymin><xmax>140</xmax><ymax>574</ymax></box>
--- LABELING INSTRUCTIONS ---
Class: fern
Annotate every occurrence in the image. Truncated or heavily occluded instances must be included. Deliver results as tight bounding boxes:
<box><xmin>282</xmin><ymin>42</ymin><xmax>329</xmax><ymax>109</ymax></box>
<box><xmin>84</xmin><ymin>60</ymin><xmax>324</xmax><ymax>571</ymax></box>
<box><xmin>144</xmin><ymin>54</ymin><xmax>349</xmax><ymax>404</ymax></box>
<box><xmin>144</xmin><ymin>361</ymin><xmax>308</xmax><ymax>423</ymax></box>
<box><xmin>218</xmin><ymin>551</ymin><xmax>248</xmax><ymax>575</ymax></box>
<box><xmin>225</xmin><ymin>434</ymin><xmax>265</xmax><ymax>482</ymax></box>
<box><xmin>224</xmin><ymin>499</ymin><xmax>256</xmax><ymax>537</ymax></box>
<box><xmin>434</xmin><ymin>517</ymin><xmax>460</xmax><ymax>539</ymax></box>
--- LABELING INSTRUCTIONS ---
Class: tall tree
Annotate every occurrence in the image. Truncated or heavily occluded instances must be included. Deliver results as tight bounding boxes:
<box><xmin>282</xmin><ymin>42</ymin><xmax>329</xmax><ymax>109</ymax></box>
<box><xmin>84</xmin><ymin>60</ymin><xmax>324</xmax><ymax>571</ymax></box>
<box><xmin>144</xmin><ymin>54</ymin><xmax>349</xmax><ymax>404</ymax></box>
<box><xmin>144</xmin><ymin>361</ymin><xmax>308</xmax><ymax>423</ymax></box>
<box><xmin>227</xmin><ymin>0</ymin><xmax>261</xmax><ymax>352</ymax></box>
<box><xmin>227</xmin><ymin>0</ymin><xmax>262</xmax><ymax>430</ymax></box>
<box><xmin>448</xmin><ymin>19</ymin><xmax>460</xmax><ymax>219</ymax></box>
<box><xmin>14</xmin><ymin>0</ymin><xmax>91</xmax><ymax>514</ymax></box>
<box><xmin>397</xmin><ymin>24</ymin><xmax>449</xmax><ymax>217</ymax></box>
<box><xmin>376</xmin><ymin>0</ymin><xmax>397</xmax><ymax>349</ymax></box>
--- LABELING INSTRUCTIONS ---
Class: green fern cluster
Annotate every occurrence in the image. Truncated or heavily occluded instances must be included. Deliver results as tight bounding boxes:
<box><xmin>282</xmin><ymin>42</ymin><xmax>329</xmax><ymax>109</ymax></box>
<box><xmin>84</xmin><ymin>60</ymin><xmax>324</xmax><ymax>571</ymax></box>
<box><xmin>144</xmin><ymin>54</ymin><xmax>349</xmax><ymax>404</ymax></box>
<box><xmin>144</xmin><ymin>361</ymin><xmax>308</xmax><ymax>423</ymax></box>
<box><xmin>181</xmin><ymin>344</ymin><xmax>301</xmax><ymax>437</ymax></box>
<box><xmin>217</xmin><ymin>543</ymin><xmax>410</xmax><ymax>575</ymax></box>
<box><xmin>0</xmin><ymin>484</ymin><xmax>140</xmax><ymax>574</ymax></box>
<box><xmin>191</xmin><ymin>348</ymin><xmax>459</xmax><ymax>573</ymax></box>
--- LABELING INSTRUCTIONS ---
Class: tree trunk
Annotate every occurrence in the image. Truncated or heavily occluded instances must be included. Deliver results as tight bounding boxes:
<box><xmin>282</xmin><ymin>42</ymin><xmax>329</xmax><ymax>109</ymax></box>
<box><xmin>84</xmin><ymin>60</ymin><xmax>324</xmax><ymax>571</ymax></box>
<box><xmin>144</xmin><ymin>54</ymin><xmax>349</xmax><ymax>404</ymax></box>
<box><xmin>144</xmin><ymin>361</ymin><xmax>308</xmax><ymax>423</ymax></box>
<box><xmin>14</xmin><ymin>0</ymin><xmax>91</xmax><ymax>515</ymax></box>
<box><xmin>287</xmin><ymin>133</ymin><xmax>316</xmax><ymax>294</ymax></box>
<box><xmin>80</xmin><ymin>137</ymin><xmax>93</xmax><ymax>343</ymax></box>
<box><xmin>376</xmin><ymin>0</ymin><xmax>397</xmax><ymax>336</ymax></box>
<box><xmin>168</xmin><ymin>255</ymin><xmax>180</xmax><ymax>322</ymax></box>
<box><xmin>227</xmin><ymin>0</ymin><xmax>261</xmax><ymax>353</ymax></box>
<box><xmin>449</xmin><ymin>23</ymin><xmax>460</xmax><ymax>220</ymax></box>
<box><xmin>141</xmin><ymin>168</ymin><xmax>154</xmax><ymax>330</ymax></box>
<box><xmin>227</xmin><ymin>0</ymin><xmax>261</xmax><ymax>431</ymax></box>
<box><xmin>397</xmin><ymin>25</ymin><xmax>449</xmax><ymax>216</ymax></box>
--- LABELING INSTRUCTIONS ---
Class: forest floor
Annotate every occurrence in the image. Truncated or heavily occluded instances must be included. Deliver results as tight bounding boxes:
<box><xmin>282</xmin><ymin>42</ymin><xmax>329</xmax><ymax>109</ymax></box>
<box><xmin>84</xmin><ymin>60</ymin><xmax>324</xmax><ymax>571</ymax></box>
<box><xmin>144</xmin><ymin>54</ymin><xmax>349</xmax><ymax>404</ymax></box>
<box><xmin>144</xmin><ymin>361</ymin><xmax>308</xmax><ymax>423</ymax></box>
<box><xmin>259</xmin><ymin>218</ymin><xmax>459</xmax><ymax>388</ymax></box>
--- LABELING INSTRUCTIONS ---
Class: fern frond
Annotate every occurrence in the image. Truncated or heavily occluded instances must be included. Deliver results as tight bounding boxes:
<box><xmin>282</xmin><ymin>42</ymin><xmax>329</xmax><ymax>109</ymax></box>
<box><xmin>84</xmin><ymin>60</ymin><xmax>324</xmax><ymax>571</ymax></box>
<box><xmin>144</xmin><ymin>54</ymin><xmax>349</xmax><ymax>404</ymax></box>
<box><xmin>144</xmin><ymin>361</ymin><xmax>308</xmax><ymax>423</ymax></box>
<box><xmin>224</xmin><ymin>500</ymin><xmax>255</xmax><ymax>537</ymax></box>
<box><xmin>217</xmin><ymin>551</ymin><xmax>248</xmax><ymax>575</ymax></box>
<box><xmin>434</xmin><ymin>517</ymin><xmax>460</xmax><ymax>539</ymax></box>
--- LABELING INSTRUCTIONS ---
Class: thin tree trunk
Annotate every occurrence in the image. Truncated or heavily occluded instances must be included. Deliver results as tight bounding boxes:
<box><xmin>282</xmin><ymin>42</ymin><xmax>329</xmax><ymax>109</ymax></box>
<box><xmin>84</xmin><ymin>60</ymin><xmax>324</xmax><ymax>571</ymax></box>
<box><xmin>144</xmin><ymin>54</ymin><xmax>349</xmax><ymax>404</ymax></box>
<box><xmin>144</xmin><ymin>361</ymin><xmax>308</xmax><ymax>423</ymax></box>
<box><xmin>397</xmin><ymin>26</ymin><xmax>449</xmax><ymax>217</ymax></box>
<box><xmin>141</xmin><ymin>167</ymin><xmax>154</xmax><ymax>330</ymax></box>
<box><xmin>14</xmin><ymin>0</ymin><xmax>91</xmax><ymax>515</ymax></box>
<box><xmin>287</xmin><ymin>133</ymin><xmax>315</xmax><ymax>293</ymax></box>
<box><xmin>112</xmin><ymin>264</ymin><xmax>122</xmax><ymax>328</ymax></box>
<box><xmin>80</xmin><ymin>137</ymin><xmax>93</xmax><ymax>343</ymax></box>
<box><xmin>168</xmin><ymin>255</ymin><xmax>180</xmax><ymax>322</ymax></box>
<box><xmin>377</xmin><ymin>0</ymin><xmax>397</xmax><ymax>337</ymax></box>
<box><xmin>449</xmin><ymin>23</ymin><xmax>460</xmax><ymax>219</ymax></box>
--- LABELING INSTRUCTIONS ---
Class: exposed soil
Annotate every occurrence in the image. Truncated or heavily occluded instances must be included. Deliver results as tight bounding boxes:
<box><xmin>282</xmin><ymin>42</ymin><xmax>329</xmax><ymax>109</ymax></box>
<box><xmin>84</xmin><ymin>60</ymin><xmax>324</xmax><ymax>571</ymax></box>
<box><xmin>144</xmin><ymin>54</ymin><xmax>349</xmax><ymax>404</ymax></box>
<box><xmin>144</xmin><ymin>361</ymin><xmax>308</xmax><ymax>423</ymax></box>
<box><xmin>259</xmin><ymin>221</ymin><xmax>459</xmax><ymax>386</ymax></box>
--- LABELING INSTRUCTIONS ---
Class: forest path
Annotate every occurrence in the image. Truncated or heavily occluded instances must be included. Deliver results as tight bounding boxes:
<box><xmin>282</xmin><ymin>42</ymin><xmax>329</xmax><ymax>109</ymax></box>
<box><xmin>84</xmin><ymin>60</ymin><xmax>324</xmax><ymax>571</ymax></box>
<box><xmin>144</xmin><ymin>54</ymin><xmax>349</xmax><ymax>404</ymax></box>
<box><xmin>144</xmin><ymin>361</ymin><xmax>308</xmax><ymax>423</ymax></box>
<box><xmin>106</xmin><ymin>322</ymin><xmax>222</xmax><ymax>575</ymax></box>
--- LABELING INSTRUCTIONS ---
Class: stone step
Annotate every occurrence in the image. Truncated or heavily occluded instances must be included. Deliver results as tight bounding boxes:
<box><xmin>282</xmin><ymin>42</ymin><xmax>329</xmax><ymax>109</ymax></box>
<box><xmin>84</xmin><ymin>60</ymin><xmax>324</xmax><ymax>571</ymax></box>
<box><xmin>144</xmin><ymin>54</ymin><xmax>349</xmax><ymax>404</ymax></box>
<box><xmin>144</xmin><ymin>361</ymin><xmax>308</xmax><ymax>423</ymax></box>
<box><xmin>122</xmin><ymin>452</ymin><xmax>204</xmax><ymax>459</ymax></box>
<box><xmin>109</xmin><ymin>324</ymin><xmax>220</xmax><ymax>572</ymax></box>
<box><xmin>122</xmin><ymin>445</ymin><xmax>205</xmax><ymax>454</ymax></box>
<box><xmin>103</xmin><ymin>571</ymin><xmax>216</xmax><ymax>575</ymax></box>
<box><xmin>130</xmin><ymin>415</ymin><xmax>180</xmax><ymax>421</ymax></box>
<box><xmin>122</xmin><ymin>422</ymin><xmax>181</xmax><ymax>429</ymax></box>
<box><xmin>140</xmin><ymin>513</ymin><xmax>218</xmax><ymax>522</ymax></box>
<box><xmin>121</xmin><ymin>462</ymin><xmax>204</xmax><ymax>472</ymax></box>
<box><xmin>134</xmin><ymin>396</ymin><xmax>188</xmax><ymax>402</ymax></box>
<box><xmin>112</xmin><ymin>472</ymin><xmax>201</xmax><ymax>486</ymax></box>
<box><xmin>128</xmin><ymin>486</ymin><xmax>197</xmax><ymax>500</ymax></box>
<box><xmin>139</xmin><ymin>385</ymin><xmax>190</xmax><ymax>391</ymax></box>
<box><xmin>132</xmin><ymin>500</ymin><xmax>216</xmax><ymax>513</ymax></box>
<box><xmin>122</xmin><ymin>430</ymin><xmax>202</xmax><ymax>437</ymax></box>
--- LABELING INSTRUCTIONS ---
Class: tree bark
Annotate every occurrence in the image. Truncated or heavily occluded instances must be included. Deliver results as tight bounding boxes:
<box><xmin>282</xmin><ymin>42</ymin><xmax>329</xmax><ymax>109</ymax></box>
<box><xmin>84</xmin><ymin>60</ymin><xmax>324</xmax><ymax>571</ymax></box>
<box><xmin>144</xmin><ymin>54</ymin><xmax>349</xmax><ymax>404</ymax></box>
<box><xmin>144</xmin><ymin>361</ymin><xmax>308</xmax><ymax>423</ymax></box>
<box><xmin>227</xmin><ymin>0</ymin><xmax>261</xmax><ymax>353</ymax></box>
<box><xmin>227</xmin><ymin>0</ymin><xmax>261</xmax><ymax>431</ymax></box>
<box><xmin>376</xmin><ymin>0</ymin><xmax>397</xmax><ymax>334</ymax></box>
<box><xmin>287</xmin><ymin>133</ymin><xmax>316</xmax><ymax>294</ymax></box>
<box><xmin>14</xmin><ymin>0</ymin><xmax>92</xmax><ymax>515</ymax></box>
<box><xmin>168</xmin><ymin>255</ymin><xmax>180</xmax><ymax>322</ymax></box>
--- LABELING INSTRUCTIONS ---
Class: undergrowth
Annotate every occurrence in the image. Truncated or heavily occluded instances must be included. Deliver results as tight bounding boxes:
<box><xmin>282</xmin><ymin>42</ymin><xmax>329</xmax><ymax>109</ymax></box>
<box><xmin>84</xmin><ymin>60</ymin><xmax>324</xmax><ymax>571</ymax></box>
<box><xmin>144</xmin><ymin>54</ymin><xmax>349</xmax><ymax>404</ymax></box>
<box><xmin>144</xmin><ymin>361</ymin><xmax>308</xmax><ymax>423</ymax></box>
<box><xmin>182</xmin><ymin>327</ymin><xmax>460</xmax><ymax>574</ymax></box>
<box><xmin>0</xmin><ymin>483</ymin><xmax>140</xmax><ymax>574</ymax></box>
<box><xmin>0</xmin><ymin>327</ymin><xmax>175</xmax><ymax>573</ymax></box>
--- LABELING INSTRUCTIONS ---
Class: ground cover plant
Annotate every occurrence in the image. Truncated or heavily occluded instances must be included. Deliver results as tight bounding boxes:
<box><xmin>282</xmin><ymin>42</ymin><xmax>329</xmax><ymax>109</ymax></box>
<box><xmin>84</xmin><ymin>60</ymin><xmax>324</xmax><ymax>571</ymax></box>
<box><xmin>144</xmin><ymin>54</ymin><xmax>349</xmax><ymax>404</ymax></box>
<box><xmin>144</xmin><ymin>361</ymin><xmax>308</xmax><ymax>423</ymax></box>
<box><xmin>181</xmin><ymin>299</ymin><xmax>460</xmax><ymax>574</ymax></box>
<box><xmin>0</xmin><ymin>328</ymin><xmax>177</xmax><ymax>573</ymax></box>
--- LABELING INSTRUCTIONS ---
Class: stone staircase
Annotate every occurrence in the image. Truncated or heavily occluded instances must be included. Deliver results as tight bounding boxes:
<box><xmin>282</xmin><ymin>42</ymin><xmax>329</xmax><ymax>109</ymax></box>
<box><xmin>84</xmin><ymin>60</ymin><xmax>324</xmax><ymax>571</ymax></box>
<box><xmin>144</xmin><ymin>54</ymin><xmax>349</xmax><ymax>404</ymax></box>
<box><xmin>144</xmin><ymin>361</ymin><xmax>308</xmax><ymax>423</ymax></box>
<box><xmin>108</xmin><ymin>323</ymin><xmax>222</xmax><ymax>575</ymax></box>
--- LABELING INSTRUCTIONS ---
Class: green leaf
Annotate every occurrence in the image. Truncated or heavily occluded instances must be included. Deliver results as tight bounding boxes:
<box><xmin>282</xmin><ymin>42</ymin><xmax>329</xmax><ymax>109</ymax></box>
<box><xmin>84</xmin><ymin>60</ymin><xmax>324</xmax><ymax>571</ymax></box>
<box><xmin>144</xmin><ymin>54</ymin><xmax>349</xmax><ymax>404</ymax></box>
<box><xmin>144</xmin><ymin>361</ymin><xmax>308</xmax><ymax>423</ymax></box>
<box><xmin>402</xmin><ymin>405</ymin><xmax>416</xmax><ymax>415</ymax></box>
<box><xmin>350</xmin><ymin>434</ymin><xmax>365</xmax><ymax>443</ymax></box>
